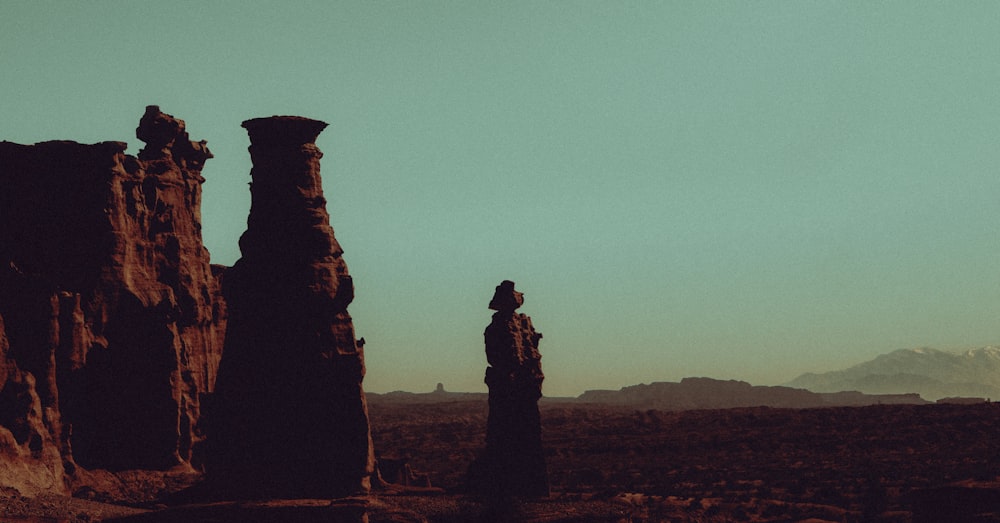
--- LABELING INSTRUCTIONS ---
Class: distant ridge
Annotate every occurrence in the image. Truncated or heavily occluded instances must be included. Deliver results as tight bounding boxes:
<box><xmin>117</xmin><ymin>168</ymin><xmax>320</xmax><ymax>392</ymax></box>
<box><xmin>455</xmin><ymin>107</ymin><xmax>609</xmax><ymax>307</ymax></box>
<box><xmin>575</xmin><ymin>377</ymin><xmax>925</xmax><ymax>409</ymax></box>
<box><xmin>785</xmin><ymin>346</ymin><xmax>1000</xmax><ymax>401</ymax></box>
<box><xmin>367</xmin><ymin>383</ymin><xmax>487</xmax><ymax>403</ymax></box>
<box><xmin>370</xmin><ymin>378</ymin><xmax>927</xmax><ymax>409</ymax></box>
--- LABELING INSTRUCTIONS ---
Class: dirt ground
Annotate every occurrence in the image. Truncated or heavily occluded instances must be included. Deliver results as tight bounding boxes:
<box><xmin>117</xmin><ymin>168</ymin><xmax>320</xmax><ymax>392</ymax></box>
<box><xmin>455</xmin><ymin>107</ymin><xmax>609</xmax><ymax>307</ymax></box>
<box><xmin>4</xmin><ymin>401</ymin><xmax>1000</xmax><ymax>521</ymax></box>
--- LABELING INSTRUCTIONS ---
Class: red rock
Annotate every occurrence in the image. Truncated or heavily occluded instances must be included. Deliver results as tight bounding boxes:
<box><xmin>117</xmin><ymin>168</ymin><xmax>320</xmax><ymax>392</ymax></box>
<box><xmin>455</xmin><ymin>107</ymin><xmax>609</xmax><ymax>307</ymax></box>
<box><xmin>206</xmin><ymin>116</ymin><xmax>374</xmax><ymax>500</ymax></box>
<box><xmin>0</xmin><ymin>106</ymin><xmax>226</xmax><ymax>479</ymax></box>
<box><xmin>468</xmin><ymin>280</ymin><xmax>549</xmax><ymax>497</ymax></box>
<box><xmin>0</xmin><ymin>310</ymin><xmax>68</xmax><ymax>496</ymax></box>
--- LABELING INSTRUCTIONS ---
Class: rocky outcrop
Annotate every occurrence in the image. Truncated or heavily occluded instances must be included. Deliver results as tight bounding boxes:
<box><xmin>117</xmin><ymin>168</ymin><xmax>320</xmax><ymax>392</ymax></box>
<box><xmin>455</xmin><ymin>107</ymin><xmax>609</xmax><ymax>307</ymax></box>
<box><xmin>0</xmin><ymin>106</ymin><xmax>225</xmax><ymax>485</ymax></box>
<box><xmin>206</xmin><ymin>116</ymin><xmax>374</xmax><ymax>499</ymax></box>
<box><xmin>0</xmin><ymin>312</ymin><xmax>68</xmax><ymax>496</ymax></box>
<box><xmin>468</xmin><ymin>280</ymin><xmax>549</xmax><ymax>498</ymax></box>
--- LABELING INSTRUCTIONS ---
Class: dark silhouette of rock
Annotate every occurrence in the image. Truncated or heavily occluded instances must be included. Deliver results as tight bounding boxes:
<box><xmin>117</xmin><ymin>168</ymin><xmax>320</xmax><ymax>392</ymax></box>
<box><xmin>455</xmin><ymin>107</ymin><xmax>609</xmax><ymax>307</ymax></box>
<box><xmin>468</xmin><ymin>280</ymin><xmax>548</xmax><ymax>498</ymax></box>
<box><xmin>0</xmin><ymin>106</ymin><xmax>225</xmax><ymax>487</ymax></box>
<box><xmin>206</xmin><ymin>116</ymin><xmax>374</xmax><ymax>500</ymax></box>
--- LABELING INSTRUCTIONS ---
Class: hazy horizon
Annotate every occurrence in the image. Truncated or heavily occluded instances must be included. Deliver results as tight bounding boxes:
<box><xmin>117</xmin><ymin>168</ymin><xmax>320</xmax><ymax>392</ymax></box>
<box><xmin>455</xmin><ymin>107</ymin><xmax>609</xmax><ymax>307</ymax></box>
<box><xmin>4</xmin><ymin>2</ymin><xmax>1000</xmax><ymax>397</ymax></box>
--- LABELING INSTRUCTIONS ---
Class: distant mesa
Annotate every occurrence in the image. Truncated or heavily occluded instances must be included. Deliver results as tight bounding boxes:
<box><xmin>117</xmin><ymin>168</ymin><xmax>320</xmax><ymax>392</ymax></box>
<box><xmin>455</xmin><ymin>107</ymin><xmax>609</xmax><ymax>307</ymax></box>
<box><xmin>367</xmin><ymin>387</ymin><xmax>486</xmax><ymax>403</ymax></box>
<box><xmin>576</xmin><ymin>377</ymin><xmax>927</xmax><ymax>410</ymax></box>
<box><xmin>937</xmin><ymin>396</ymin><xmax>989</xmax><ymax>405</ymax></box>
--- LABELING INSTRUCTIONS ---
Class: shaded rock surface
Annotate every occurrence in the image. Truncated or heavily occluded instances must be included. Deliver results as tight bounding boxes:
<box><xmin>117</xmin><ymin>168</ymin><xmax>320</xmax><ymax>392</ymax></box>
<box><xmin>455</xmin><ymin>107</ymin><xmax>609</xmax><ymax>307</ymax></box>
<box><xmin>468</xmin><ymin>280</ymin><xmax>549</xmax><ymax>497</ymax></box>
<box><xmin>0</xmin><ymin>312</ymin><xmax>68</xmax><ymax>496</ymax></box>
<box><xmin>206</xmin><ymin>116</ymin><xmax>374</xmax><ymax>499</ymax></box>
<box><xmin>0</xmin><ymin>106</ymin><xmax>226</xmax><ymax>491</ymax></box>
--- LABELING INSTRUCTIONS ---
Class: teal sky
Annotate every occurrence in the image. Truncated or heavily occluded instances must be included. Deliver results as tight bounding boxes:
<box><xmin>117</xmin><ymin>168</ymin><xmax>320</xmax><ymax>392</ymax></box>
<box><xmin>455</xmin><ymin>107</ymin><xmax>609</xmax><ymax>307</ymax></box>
<box><xmin>3</xmin><ymin>2</ymin><xmax>1000</xmax><ymax>396</ymax></box>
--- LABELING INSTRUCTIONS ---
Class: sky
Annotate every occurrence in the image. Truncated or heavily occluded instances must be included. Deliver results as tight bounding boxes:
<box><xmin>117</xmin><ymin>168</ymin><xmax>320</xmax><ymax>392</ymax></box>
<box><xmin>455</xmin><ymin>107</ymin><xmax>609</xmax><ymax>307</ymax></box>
<box><xmin>3</xmin><ymin>2</ymin><xmax>1000</xmax><ymax>397</ymax></box>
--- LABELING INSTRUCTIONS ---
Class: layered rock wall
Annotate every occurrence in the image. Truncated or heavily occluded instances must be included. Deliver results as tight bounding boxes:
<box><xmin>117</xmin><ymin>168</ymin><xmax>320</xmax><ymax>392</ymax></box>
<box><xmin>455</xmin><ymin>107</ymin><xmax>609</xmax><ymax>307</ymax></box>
<box><xmin>0</xmin><ymin>106</ymin><xmax>225</xmax><ymax>487</ymax></box>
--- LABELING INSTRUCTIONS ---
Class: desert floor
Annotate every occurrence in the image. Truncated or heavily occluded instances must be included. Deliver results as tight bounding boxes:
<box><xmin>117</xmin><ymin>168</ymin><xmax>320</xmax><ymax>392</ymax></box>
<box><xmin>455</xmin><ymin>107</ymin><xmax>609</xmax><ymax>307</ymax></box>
<box><xmin>3</xmin><ymin>401</ymin><xmax>999</xmax><ymax>522</ymax></box>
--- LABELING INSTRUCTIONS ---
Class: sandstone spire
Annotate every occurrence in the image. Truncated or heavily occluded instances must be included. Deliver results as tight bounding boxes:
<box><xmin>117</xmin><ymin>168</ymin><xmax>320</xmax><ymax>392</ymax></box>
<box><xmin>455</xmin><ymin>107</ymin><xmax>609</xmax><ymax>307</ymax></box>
<box><xmin>207</xmin><ymin>116</ymin><xmax>374</xmax><ymax>499</ymax></box>
<box><xmin>469</xmin><ymin>280</ymin><xmax>549</xmax><ymax>497</ymax></box>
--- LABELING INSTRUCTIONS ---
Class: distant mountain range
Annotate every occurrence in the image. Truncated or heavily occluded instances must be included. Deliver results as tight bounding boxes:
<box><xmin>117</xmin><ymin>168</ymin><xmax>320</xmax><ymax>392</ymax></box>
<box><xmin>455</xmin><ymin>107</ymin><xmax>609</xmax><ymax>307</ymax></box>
<box><xmin>785</xmin><ymin>346</ymin><xmax>1000</xmax><ymax>401</ymax></box>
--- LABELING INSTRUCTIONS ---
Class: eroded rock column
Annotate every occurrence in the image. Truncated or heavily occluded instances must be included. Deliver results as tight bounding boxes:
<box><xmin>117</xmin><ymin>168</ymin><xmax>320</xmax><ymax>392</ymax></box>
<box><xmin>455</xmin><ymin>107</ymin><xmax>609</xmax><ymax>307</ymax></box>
<box><xmin>469</xmin><ymin>280</ymin><xmax>549</xmax><ymax>497</ymax></box>
<box><xmin>208</xmin><ymin>116</ymin><xmax>374</xmax><ymax>499</ymax></box>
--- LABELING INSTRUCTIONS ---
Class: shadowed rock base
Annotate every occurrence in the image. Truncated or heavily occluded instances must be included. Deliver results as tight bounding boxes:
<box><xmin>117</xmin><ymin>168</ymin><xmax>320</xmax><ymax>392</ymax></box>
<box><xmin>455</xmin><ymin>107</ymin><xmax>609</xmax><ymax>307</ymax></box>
<box><xmin>104</xmin><ymin>498</ymin><xmax>369</xmax><ymax>523</ymax></box>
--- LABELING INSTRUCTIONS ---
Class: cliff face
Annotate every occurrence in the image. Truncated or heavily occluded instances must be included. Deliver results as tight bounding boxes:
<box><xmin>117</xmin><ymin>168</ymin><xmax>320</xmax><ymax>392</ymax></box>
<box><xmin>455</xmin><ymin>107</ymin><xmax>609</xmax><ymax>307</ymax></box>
<box><xmin>0</xmin><ymin>106</ymin><xmax>225</xmax><ymax>489</ymax></box>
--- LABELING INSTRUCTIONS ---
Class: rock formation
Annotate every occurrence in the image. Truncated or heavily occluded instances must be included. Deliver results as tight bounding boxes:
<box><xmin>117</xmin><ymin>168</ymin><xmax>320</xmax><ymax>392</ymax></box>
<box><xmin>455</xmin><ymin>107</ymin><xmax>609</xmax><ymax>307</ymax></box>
<box><xmin>0</xmin><ymin>311</ymin><xmax>68</xmax><ymax>496</ymax></box>
<box><xmin>0</xmin><ymin>106</ymin><xmax>225</xmax><ymax>490</ymax></box>
<box><xmin>206</xmin><ymin>116</ymin><xmax>374</xmax><ymax>499</ymax></box>
<box><xmin>468</xmin><ymin>280</ymin><xmax>549</xmax><ymax>497</ymax></box>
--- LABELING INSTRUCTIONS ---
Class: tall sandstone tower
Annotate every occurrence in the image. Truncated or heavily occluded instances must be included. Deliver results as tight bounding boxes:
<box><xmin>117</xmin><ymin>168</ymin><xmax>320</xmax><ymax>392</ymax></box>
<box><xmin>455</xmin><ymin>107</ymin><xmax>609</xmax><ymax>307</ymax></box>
<box><xmin>208</xmin><ymin>116</ymin><xmax>374</xmax><ymax>499</ymax></box>
<box><xmin>469</xmin><ymin>280</ymin><xmax>549</xmax><ymax>498</ymax></box>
